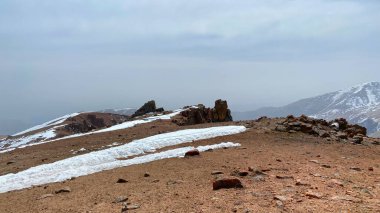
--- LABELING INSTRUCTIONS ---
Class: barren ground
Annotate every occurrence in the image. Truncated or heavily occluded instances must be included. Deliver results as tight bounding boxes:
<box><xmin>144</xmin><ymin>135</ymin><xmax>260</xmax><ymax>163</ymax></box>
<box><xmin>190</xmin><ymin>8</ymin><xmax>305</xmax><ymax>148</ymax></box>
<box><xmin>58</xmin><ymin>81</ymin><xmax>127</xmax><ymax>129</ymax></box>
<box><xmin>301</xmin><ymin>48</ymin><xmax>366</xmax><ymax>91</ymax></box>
<box><xmin>0</xmin><ymin>120</ymin><xmax>379</xmax><ymax>213</ymax></box>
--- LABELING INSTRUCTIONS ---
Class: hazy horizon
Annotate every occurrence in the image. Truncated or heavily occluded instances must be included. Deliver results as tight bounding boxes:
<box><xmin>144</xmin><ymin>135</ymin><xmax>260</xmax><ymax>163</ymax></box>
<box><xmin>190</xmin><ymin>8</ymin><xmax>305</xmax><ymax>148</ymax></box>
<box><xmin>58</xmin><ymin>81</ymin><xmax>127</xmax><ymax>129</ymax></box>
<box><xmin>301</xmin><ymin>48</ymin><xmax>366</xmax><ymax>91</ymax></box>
<box><xmin>1</xmin><ymin>0</ymin><xmax>380</xmax><ymax>134</ymax></box>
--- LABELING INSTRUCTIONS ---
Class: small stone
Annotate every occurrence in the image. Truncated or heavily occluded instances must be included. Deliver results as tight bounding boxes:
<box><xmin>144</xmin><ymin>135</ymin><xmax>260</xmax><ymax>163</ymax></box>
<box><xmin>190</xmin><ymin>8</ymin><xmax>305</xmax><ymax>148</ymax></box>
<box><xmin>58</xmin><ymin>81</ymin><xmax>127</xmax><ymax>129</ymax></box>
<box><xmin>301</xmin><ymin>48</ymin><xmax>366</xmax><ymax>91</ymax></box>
<box><xmin>213</xmin><ymin>178</ymin><xmax>243</xmax><ymax>190</ymax></box>
<box><xmin>275</xmin><ymin>200</ymin><xmax>284</xmax><ymax>209</ymax></box>
<box><xmin>55</xmin><ymin>187</ymin><xmax>71</xmax><ymax>194</ymax></box>
<box><xmin>6</xmin><ymin>161</ymin><xmax>16</xmax><ymax>165</ymax></box>
<box><xmin>185</xmin><ymin>149</ymin><xmax>200</xmax><ymax>157</ymax></box>
<box><xmin>117</xmin><ymin>178</ymin><xmax>128</xmax><ymax>183</ymax></box>
<box><xmin>112</xmin><ymin>196</ymin><xmax>128</xmax><ymax>203</ymax></box>
<box><xmin>328</xmin><ymin>179</ymin><xmax>344</xmax><ymax>187</ymax></box>
<box><xmin>309</xmin><ymin>160</ymin><xmax>319</xmax><ymax>164</ymax></box>
<box><xmin>350</xmin><ymin>167</ymin><xmax>362</xmax><ymax>172</ymax></box>
<box><xmin>276</xmin><ymin>175</ymin><xmax>293</xmax><ymax>179</ymax></box>
<box><xmin>305</xmin><ymin>191</ymin><xmax>323</xmax><ymax>199</ymax></box>
<box><xmin>37</xmin><ymin>194</ymin><xmax>54</xmax><ymax>200</ymax></box>
<box><xmin>274</xmin><ymin>195</ymin><xmax>288</xmax><ymax>202</ymax></box>
<box><xmin>211</xmin><ymin>171</ymin><xmax>224</xmax><ymax>175</ymax></box>
<box><xmin>122</xmin><ymin>204</ymin><xmax>140</xmax><ymax>212</ymax></box>
<box><xmin>152</xmin><ymin>179</ymin><xmax>160</xmax><ymax>183</ymax></box>
<box><xmin>238</xmin><ymin>171</ymin><xmax>249</xmax><ymax>177</ymax></box>
<box><xmin>248</xmin><ymin>167</ymin><xmax>270</xmax><ymax>174</ymax></box>
<box><xmin>144</xmin><ymin>172</ymin><xmax>150</xmax><ymax>177</ymax></box>
<box><xmin>321</xmin><ymin>164</ymin><xmax>331</xmax><ymax>168</ymax></box>
<box><xmin>331</xmin><ymin>195</ymin><xmax>362</xmax><ymax>203</ymax></box>
<box><xmin>368</xmin><ymin>167</ymin><xmax>374</xmax><ymax>171</ymax></box>
<box><xmin>296</xmin><ymin>179</ymin><xmax>310</xmax><ymax>186</ymax></box>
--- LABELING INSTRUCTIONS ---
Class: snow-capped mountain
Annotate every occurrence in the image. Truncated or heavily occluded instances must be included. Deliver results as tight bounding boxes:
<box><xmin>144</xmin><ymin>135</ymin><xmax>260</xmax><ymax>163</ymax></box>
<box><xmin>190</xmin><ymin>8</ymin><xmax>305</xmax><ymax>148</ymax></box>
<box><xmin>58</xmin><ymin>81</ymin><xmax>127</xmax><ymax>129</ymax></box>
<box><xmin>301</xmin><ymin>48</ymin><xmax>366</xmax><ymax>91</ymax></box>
<box><xmin>233</xmin><ymin>82</ymin><xmax>380</xmax><ymax>136</ymax></box>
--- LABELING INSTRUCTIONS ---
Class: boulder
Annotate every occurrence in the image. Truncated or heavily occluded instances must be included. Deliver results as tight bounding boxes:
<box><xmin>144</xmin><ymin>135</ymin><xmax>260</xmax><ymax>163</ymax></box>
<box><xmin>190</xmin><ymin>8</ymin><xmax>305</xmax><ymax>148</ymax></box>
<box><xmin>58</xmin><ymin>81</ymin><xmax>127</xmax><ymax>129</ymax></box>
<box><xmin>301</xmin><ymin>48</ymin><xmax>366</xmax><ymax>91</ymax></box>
<box><xmin>185</xmin><ymin>149</ymin><xmax>200</xmax><ymax>157</ymax></box>
<box><xmin>213</xmin><ymin>178</ymin><xmax>243</xmax><ymax>190</ymax></box>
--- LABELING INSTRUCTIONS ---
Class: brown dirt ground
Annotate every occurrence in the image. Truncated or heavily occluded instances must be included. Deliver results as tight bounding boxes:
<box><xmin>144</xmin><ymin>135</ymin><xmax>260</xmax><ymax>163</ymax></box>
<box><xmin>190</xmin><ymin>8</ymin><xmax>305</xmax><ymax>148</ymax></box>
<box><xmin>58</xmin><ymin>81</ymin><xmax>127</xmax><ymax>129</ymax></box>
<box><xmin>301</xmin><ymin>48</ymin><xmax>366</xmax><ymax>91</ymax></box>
<box><xmin>0</xmin><ymin>120</ymin><xmax>379</xmax><ymax>213</ymax></box>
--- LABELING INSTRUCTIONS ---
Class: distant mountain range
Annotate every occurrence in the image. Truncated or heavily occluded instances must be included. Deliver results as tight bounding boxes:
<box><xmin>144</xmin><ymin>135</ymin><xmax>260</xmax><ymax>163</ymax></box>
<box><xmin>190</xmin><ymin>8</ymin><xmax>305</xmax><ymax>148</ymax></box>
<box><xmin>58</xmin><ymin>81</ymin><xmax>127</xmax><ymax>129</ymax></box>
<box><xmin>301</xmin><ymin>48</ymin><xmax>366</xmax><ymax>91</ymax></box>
<box><xmin>233</xmin><ymin>82</ymin><xmax>380</xmax><ymax>136</ymax></box>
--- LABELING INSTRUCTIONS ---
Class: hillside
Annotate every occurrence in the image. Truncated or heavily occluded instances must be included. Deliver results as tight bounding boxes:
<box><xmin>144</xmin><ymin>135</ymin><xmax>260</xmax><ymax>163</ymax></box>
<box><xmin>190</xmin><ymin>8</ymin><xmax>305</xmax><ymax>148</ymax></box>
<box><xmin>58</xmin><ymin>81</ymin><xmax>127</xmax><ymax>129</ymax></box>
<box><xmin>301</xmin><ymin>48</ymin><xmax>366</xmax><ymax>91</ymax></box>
<box><xmin>0</xmin><ymin>100</ymin><xmax>379</xmax><ymax>212</ymax></box>
<box><xmin>233</xmin><ymin>82</ymin><xmax>380</xmax><ymax>136</ymax></box>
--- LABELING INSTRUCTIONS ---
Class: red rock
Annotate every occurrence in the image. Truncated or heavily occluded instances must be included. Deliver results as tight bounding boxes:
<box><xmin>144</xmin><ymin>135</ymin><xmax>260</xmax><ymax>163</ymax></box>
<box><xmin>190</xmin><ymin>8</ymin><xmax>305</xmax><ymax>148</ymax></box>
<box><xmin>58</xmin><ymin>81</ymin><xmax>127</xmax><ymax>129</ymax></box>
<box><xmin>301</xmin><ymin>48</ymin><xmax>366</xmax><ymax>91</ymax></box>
<box><xmin>213</xmin><ymin>178</ymin><xmax>243</xmax><ymax>190</ymax></box>
<box><xmin>185</xmin><ymin>149</ymin><xmax>200</xmax><ymax>157</ymax></box>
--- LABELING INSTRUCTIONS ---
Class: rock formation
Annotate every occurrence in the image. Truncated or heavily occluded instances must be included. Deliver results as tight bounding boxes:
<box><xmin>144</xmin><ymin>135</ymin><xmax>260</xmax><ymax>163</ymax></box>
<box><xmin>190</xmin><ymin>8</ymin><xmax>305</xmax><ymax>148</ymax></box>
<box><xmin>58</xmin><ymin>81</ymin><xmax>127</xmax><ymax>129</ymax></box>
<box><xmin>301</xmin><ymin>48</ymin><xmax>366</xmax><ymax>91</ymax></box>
<box><xmin>275</xmin><ymin>115</ymin><xmax>367</xmax><ymax>143</ymax></box>
<box><xmin>132</xmin><ymin>100</ymin><xmax>164</xmax><ymax>118</ymax></box>
<box><xmin>172</xmin><ymin>99</ymin><xmax>233</xmax><ymax>126</ymax></box>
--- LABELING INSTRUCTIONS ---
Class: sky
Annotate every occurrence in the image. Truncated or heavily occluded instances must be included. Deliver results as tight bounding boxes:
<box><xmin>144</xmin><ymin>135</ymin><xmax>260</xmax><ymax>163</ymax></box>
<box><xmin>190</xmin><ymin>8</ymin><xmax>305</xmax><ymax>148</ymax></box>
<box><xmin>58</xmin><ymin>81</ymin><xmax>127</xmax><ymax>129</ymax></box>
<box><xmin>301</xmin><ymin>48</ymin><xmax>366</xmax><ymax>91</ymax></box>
<box><xmin>1</xmin><ymin>0</ymin><xmax>380</xmax><ymax>134</ymax></box>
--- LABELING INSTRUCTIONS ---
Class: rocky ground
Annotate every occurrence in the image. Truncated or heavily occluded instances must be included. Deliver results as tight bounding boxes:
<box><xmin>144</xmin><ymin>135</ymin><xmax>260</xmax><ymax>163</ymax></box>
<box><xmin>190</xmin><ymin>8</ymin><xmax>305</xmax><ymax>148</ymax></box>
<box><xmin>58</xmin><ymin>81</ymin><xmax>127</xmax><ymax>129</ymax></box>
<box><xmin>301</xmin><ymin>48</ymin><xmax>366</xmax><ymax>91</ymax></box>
<box><xmin>0</xmin><ymin>115</ymin><xmax>379</xmax><ymax>213</ymax></box>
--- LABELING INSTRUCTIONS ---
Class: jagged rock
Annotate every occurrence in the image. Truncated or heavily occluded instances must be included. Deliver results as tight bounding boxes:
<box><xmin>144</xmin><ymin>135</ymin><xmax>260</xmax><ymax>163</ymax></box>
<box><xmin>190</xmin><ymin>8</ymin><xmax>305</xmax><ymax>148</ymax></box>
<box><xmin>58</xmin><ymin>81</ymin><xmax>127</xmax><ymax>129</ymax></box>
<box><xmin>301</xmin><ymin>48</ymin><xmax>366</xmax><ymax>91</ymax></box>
<box><xmin>213</xmin><ymin>178</ymin><xmax>243</xmax><ymax>190</ymax></box>
<box><xmin>172</xmin><ymin>100</ymin><xmax>232</xmax><ymax>125</ymax></box>
<box><xmin>132</xmin><ymin>100</ymin><xmax>163</xmax><ymax>117</ymax></box>
<box><xmin>212</xmin><ymin>99</ymin><xmax>233</xmax><ymax>122</ymax></box>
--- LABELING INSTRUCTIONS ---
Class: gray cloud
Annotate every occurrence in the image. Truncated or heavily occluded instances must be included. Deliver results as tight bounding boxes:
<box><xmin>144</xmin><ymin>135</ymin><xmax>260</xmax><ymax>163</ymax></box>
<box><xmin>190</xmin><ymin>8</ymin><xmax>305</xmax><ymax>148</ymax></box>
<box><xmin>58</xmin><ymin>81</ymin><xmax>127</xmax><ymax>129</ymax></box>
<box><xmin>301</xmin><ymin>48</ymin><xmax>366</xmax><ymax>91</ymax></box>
<box><xmin>1</xmin><ymin>0</ymin><xmax>380</xmax><ymax>134</ymax></box>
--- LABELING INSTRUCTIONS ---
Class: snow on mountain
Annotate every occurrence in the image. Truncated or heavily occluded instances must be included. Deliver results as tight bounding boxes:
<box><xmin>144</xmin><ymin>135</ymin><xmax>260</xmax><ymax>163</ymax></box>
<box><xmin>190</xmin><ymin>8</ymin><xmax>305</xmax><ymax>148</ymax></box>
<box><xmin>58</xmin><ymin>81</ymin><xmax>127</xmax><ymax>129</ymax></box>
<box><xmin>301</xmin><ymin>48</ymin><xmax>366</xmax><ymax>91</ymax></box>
<box><xmin>0</xmin><ymin>125</ymin><xmax>246</xmax><ymax>193</ymax></box>
<box><xmin>233</xmin><ymin>82</ymin><xmax>380</xmax><ymax>136</ymax></box>
<box><xmin>12</xmin><ymin>113</ymin><xmax>81</xmax><ymax>136</ymax></box>
<box><xmin>0</xmin><ymin>109</ymin><xmax>186</xmax><ymax>153</ymax></box>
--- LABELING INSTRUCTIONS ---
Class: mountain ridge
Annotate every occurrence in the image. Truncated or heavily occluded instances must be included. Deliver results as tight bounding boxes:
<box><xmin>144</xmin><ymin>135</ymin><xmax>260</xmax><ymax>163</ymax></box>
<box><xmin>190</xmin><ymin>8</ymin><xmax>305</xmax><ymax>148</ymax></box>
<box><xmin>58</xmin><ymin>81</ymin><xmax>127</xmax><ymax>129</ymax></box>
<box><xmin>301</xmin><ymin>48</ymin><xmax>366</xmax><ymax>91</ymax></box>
<box><xmin>233</xmin><ymin>82</ymin><xmax>380</xmax><ymax>136</ymax></box>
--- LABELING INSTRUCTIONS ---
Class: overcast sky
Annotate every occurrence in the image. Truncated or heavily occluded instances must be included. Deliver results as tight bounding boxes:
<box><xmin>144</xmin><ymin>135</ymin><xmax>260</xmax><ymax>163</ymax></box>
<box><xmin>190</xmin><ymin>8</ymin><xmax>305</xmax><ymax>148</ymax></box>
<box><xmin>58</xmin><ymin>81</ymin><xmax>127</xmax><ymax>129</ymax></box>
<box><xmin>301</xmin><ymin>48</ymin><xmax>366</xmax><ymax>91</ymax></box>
<box><xmin>1</xmin><ymin>0</ymin><xmax>380</xmax><ymax>134</ymax></box>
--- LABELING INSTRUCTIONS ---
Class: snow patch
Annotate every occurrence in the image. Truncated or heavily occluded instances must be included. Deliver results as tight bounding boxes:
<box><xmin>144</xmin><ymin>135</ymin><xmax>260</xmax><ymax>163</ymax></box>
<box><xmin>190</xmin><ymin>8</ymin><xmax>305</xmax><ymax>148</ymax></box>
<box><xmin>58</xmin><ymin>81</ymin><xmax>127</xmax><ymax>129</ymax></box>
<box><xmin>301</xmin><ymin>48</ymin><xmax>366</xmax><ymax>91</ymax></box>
<box><xmin>0</xmin><ymin>126</ymin><xmax>244</xmax><ymax>193</ymax></box>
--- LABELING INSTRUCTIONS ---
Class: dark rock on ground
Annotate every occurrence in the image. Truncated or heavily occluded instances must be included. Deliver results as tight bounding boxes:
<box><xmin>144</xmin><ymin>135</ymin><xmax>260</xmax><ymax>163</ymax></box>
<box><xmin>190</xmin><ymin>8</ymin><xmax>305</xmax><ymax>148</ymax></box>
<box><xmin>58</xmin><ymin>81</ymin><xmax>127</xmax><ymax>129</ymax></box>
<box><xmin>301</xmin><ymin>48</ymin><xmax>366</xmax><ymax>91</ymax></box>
<box><xmin>116</xmin><ymin>178</ymin><xmax>128</xmax><ymax>183</ymax></box>
<box><xmin>55</xmin><ymin>187</ymin><xmax>71</xmax><ymax>194</ymax></box>
<box><xmin>184</xmin><ymin>149</ymin><xmax>200</xmax><ymax>157</ymax></box>
<box><xmin>213</xmin><ymin>178</ymin><xmax>243</xmax><ymax>190</ymax></box>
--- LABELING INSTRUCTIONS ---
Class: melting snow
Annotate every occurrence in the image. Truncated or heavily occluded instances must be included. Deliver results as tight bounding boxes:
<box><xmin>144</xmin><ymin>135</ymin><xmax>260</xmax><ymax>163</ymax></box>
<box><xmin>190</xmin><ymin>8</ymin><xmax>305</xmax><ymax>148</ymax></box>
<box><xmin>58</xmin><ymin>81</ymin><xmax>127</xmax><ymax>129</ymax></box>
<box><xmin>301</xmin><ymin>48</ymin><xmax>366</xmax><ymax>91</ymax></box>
<box><xmin>0</xmin><ymin>126</ymin><xmax>245</xmax><ymax>193</ymax></box>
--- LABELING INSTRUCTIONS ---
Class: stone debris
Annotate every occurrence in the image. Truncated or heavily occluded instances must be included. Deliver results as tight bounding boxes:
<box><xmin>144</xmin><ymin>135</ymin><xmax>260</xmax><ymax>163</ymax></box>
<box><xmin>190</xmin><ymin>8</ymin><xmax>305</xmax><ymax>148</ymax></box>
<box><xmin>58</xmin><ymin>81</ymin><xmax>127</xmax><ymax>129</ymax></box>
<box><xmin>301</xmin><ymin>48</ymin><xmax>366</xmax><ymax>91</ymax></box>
<box><xmin>275</xmin><ymin>115</ymin><xmax>367</xmax><ymax>142</ymax></box>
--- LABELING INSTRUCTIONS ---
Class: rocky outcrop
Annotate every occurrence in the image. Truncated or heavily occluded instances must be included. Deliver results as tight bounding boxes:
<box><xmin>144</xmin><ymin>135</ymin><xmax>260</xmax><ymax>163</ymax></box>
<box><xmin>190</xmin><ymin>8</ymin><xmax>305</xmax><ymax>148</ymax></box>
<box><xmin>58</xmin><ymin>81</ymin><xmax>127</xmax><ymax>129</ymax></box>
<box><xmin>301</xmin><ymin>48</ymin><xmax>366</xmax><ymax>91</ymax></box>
<box><xmin>275</xmin><ymin>115</ymin><xmax>367</xmax><ymax>143</ymax></box>
<box><xmin>172</xmin><ymin>99</ymin><xmax>233</xmax><ymax>126</ymax></box>
<box><xmin>212</xmin><ymin>99</ymin><xmax>233</xmax><ymax>122</ymax></box>
<box><xmin>132</xmin><ymin>100</ymin><xmax>164</xmax><ymax>118</ymax></box>
<box><xmin>63</xmin><ymin>113</ymin><xmax>128</xmax><ymax>134</ymax></box>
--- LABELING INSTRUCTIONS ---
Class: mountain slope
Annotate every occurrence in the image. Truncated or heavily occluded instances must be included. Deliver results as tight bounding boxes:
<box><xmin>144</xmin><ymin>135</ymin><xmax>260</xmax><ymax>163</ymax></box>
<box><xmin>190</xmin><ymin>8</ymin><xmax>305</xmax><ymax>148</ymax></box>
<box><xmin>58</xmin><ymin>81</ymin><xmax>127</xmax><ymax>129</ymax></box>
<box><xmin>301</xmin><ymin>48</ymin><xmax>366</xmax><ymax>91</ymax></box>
<box><xmin>233</xmin><ymin>82</ymin><xmax>380</xmax><ymax>135</ymax></box>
